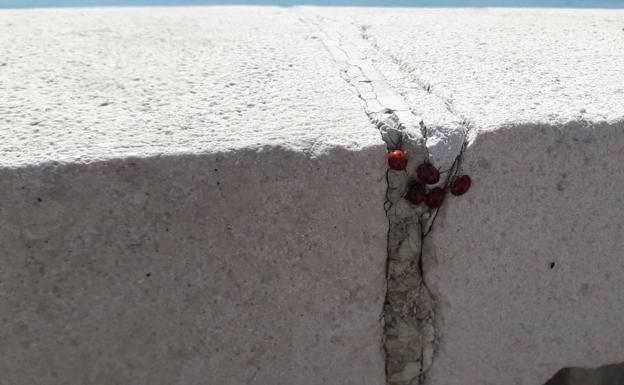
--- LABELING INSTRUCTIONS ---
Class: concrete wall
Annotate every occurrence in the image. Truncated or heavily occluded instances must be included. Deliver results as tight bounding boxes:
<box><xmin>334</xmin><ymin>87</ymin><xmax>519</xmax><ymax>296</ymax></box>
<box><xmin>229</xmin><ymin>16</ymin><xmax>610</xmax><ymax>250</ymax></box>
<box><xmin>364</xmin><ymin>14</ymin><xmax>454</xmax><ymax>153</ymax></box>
<box><xmin>2</xmin><ymin>6</ymin><xmax>624</xmax><ymax>385</ymax></box>
<box><xmin>310</xmin><ymin>8</ymin><xmax>624</xmax><ymax>384</ymax></box>
<box><xmin>0</xmin><ymin>149</ymin><xmax>387</xmax><ymax>385</ymax></box>
<box><xmin>0</xmin><ymin>8</ymin><xmax>389</xmax><ymax>383</ymax></box>
<box><xmin>426</xmin><ymin>122</ymin><xmax>624</xmax><ymax>385</ymax></box>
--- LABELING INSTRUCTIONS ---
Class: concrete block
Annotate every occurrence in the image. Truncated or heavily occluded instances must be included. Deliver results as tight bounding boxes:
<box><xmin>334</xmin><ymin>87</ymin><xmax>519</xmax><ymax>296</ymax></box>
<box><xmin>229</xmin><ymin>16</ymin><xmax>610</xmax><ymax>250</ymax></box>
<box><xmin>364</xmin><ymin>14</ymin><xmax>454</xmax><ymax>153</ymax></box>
<box><xmin>319</xmin><ymin>7</ymin><xmax>624</xmax><ymax>385</ymax></box>
<box><xmin>426</xmin><ymin>121</ymin><xmax>624</xmax><ymax>385</ymax></box>
<box><xmin>3</xmin><ymin>5</ymin><xmax>624</xmax><ymax>385</ymax></box>
<box><xmin>0</xmin><ymin>7</ymin><xmax>387</xmax><ymax>385</ymax></box>
<box><xmin>0</xmin><ymin>150</ymin><xmax>387</xmax><ymax>385</ymax></box>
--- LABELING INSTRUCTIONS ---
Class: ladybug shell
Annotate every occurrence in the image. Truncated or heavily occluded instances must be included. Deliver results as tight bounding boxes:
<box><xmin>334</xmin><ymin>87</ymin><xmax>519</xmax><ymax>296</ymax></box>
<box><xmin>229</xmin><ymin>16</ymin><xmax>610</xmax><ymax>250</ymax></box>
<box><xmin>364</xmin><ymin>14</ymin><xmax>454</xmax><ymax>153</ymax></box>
<box><xmin>425</xmin><ymin>187</ymin><xmax>445</xmax><ymax>208</ymax></box>
<box><xmin>416</xmin><ymin>163</ymin><xmax>440</xmax><ymax>184</ymax></box>
<box><xmin>387</xmin><ymin>150</ymin><xmax>408</xmax><ymax>171</ymax></box>
<box><xmin>405</xmin><ymin>183</ymin><xmax>426</xmax><ymax>205</ymax></box>
<box><xmin>450</xmin><ymin>175</ymin><xmax>471</xmax><ymax>196</ymax></box>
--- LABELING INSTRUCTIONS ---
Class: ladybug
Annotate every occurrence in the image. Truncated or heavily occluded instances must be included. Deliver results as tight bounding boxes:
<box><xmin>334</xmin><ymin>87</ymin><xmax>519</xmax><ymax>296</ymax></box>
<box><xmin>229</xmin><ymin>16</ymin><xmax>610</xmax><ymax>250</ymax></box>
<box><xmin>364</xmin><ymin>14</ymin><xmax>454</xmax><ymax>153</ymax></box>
<box><xmin>405</xmin><ymin>182</ymin><xmax>426</xmax><ymax>205</ymax></box>
<box><xmin>425</xmin><ymin>187</ymin><xmax>445</xmax><ymax>209</ymax></box>
<box><xmin>387</xmin><ymin>150</ymin><xmax>408</xmax><ymax>171</ymax></box>
<box><xmin>450</xmin><ymin>175</ymin><xmax>471</xmax><ymax>196</ymax></box>
<box><xmin>417</xmin><ymin>162</ymin><xmax>440</xmax><ymax>184</ymax></box>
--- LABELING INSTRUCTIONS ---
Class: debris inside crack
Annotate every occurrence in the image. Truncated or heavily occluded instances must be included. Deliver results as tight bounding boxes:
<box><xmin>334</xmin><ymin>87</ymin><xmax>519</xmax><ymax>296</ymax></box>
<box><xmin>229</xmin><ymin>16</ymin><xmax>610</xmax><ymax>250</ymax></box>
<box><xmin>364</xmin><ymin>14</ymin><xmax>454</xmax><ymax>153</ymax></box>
<box><xmin>382</xmin><ymin>118</ymin><xmax>436</xmax><ymax>385</ymax></box>
<box><xmin>381</xmin><ymin>116</ymin><xmax>470</xmax><ymax>385</ymax></box>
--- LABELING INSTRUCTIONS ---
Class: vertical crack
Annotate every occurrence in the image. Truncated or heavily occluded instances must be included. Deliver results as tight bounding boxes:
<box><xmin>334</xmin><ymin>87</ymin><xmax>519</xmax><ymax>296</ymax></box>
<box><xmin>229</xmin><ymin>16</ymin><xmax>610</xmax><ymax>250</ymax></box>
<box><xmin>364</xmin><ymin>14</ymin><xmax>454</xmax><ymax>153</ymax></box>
<box><xmin>382</xmin><ymin>127</ymin><xmax>438</xmax><ymax>385</ymax></box>
<box><xmin>297</xmin><ymin>11</ymin><xmax>473</xmax><ymax>385</ymax></box>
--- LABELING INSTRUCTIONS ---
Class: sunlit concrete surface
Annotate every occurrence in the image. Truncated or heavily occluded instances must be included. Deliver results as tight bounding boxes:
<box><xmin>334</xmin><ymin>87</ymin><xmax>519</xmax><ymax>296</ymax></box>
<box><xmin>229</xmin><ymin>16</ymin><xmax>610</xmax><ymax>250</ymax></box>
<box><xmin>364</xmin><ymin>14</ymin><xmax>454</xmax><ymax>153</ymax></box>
<box><xmin>0</xmin><ymin>7</ymin><xmax>387</xmax><ymax>385</ymax></box>
<box><xmin>2</xmin><ymin>6</ymin><xmax>624</xmax><ymax>385</ymax></box>
<box><xmin>307</xmin><ymin>7</ymin><xmax>624</xmax><ymax>385</ymax></box>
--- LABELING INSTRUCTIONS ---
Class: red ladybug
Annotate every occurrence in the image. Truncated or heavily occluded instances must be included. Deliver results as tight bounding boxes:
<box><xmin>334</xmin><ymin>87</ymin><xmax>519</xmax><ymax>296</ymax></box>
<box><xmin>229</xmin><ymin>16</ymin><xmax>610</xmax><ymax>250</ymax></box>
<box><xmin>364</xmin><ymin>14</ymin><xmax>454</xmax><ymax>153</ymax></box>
<box><xmin>450</xmin><ymin>175</ymin><xmax>471</xmax><ymax>196</ymax></box>
<box><xmin>425</xmin><ymin>187</ymin><xmax>445</xmax><ymax>209</ymax></box>
<box><xmin>387</xmin><ymin>150</ymin><xmax>408</xmax><ymax>171</ymax></box>
<box><xmin>405</xmin><ymin>182</ymin><xmax>426</xmax><ymax>205</ymax></box>
<box><xmin>417</xmin><ymin>163</ymin><xmax>440</xmax><ymax>184</ymax></box>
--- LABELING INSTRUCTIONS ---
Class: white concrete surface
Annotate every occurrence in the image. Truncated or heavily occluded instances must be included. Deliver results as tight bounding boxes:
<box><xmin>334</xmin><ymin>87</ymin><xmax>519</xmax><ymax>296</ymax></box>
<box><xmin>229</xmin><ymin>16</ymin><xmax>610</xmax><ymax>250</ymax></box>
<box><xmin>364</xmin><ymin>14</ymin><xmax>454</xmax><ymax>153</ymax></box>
<box><xmin>2</xmin><ymin>6</ymin><xmax>624</xmax><ymax>385</ymax></box>
<box><xmin>306</xmin><ymin>7</ymin><xmax>624</xmax><ymax>385</ymax></box>
<box><xmin>316</xmin><ymin>8</ymin><xmax>624</xmax><ymax>131</ymax></box>
<box><xmin>0</xmin><ymin>7</ymin><xmax>387</xmax><ymax>385</ymax></box>
<box><xmin>0</xmin><ymin>7</ymin><xmax>381</xmax><ymax>166</ymax></box>
<box><xmin>427</xmin><ymin>122</ymin><xmax>624</xmax><ymax>385</ymax></box>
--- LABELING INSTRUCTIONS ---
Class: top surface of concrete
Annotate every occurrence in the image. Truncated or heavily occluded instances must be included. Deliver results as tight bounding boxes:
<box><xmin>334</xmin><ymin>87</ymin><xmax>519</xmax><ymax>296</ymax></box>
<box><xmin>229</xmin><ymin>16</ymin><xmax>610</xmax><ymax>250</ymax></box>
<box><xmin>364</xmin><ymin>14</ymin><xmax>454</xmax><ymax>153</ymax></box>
<box><xmin>319</xmin><ymin>7</ymin><xmax>624</xmax><ymax>131</ymax></box>
<box><xmin>3</xmin><ymin>7</ymin><xmax>624</xmax><ymax>168</ymax></box>
<box><xmin>0</xmin><ymin>7</ymin><xmax>381</xmax><ymax>168</ymax></box>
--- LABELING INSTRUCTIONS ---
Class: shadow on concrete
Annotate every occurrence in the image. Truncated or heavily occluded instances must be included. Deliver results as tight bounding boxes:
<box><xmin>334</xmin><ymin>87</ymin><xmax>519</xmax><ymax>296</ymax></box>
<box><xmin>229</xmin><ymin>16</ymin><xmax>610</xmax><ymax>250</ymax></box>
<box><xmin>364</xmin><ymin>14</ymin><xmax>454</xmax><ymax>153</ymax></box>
<box><xmin>544</xmin><ymin>362</ymin><xmax>624</xmax><ymax>385</ymax></box>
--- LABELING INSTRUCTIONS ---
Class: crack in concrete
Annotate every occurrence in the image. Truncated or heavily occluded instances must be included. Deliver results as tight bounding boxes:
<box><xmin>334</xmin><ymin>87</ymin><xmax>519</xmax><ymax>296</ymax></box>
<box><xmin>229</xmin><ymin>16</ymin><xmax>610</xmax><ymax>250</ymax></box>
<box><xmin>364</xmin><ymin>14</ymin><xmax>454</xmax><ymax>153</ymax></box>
<box><xmin>297</xmin><ymin>10</ymin><xmax>472</xmax><ymax>385</ymax></box>
<box><xmin>359</xmin><ymin>23</ymin><xmax>474</xmax><ymax>169</ymax></box>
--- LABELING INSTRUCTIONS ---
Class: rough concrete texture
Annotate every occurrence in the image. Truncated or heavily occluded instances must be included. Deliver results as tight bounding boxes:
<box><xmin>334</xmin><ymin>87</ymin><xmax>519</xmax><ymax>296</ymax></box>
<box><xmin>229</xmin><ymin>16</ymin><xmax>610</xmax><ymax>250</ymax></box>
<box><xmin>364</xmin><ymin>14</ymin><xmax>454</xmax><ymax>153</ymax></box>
<box><xmin>304</xmin><ymin>7</ymin><xmax>624</xmax><ymax>385</ymax></box>
<box><xmin>0</xmin><ymin>151</ymin><xmax>387</xmax><ymax>385</ymax></box>
<box><xmin>2</xmin><ymin>6</ymin><xmax>624</xmax><ymax>385</ymax></box>
<box><xmin>0</xmin><ymin>7</ymin><xmax>382</xmax><ymax>166</ymax></box>
<box><xmin>426</xmin><ymin>122</ymin><xmax>624</xmax><ymax>385</ymax></box>
<box><xmin>319</xmin><ymin>8</ymin><xmax>624</xmax><ymax>131</ymax></box>
<box><xmin>0</xmin><ymin>7</ymin><xmax>388</xmax><ymax>385</ymax></box>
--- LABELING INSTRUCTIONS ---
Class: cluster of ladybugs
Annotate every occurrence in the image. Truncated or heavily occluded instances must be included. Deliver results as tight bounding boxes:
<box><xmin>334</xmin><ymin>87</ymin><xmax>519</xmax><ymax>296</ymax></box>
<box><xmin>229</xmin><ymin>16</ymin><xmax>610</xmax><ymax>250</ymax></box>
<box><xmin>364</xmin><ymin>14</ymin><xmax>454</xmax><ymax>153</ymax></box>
<box><xmin>387</xmin><ymin>149</ymin><xmax>471</xmax><ymax>209</ymax></box>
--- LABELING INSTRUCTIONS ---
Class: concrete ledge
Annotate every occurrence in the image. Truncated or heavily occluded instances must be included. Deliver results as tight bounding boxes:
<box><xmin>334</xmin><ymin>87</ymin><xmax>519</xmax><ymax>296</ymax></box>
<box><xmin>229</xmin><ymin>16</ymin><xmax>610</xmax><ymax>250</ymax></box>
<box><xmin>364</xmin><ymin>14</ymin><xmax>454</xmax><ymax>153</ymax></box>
<box><xmin>307</xmin><ymin>8</ymin><xmax>624</xmax><ymax>383</ymax></box>
<box><xmin>0</xmin><ymin>7</ymin><xmax>388</xmax><ymax>384</ymax></box>
<box><xmin>3</xmin><ymin>5</ymin><xmax>624</xmax><ymax>385</ymax></box>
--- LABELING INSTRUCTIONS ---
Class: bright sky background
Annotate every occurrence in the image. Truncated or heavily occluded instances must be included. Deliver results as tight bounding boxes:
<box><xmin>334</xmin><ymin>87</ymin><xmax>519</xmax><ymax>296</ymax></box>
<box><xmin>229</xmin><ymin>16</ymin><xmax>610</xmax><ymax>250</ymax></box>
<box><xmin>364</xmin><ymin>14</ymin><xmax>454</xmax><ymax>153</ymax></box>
<box><xmin>1</xmin><ymin>0</ymin><xmax>624</xmax><ymax>7</ymax></box>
